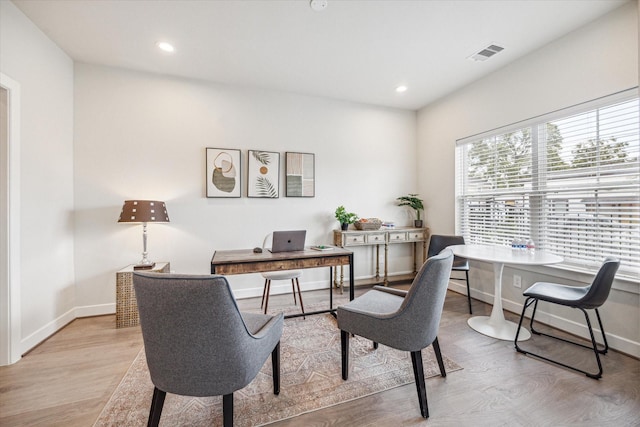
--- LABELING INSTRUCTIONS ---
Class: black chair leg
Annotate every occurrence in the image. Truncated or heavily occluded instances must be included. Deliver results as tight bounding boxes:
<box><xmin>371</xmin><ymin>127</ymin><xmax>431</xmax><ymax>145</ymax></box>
<box><xmin>410</xmin><ymin>350</ymin><xmax>429</xmax><ymax>419</ymax></box>
<box><xmin>432</xmin><ymin>337</ymin><xmax>446</xmax><ymax>377</ymax></box>
<box><xmin>341</xmin><ymin>330</ymin><xmax>349</xmax><ymax>380</ymax></box>
<box><xmin>263</xmin><ymin>280</ymin><xmax>271</xmax><ymax>314</ymax></box>
<box><xmin>295</xmin><ymin>278</ymin><xmax>305</xmax><ymax>318</ymax></box>
<box><xmin>223</xmin><ymin>394</ymin><xmax>233</xmax><ymax>427</ymax></box>
<box><xmin>373</xmin><ymin>341</ymin><xmax>378</xmax><ymax>349</ymax></box>
<box><xmin>516</xmin><ymin>297</ymin><xmax>606</xmax><ymax>379</ymax></box>
<box><xmin>261</xmin><ymin>279</ymin><xmax>268</xmax><ymax>309</ymax></box>
<box><xmin>465</xmin><ymin>270</ymin><xmax>472</xmax><ymax>314</ymax></box>
<box><xmin>272</xmin><ymin>341</ymin><xmax>281</xmax><ymax>395</ymax></box>
<box><xmin>147</xmin><ymin>387</ymin><xmax>166</xmax><ymax>427</ymax></box>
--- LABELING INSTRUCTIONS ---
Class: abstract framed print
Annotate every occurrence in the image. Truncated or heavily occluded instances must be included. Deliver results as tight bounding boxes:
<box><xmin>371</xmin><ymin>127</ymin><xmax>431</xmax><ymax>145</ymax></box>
<box><xmin>286</xmin><ymin>152</ymin><xmax>315</xmax><ymax>197</ymax></box>
<box><xmin>248</xmin><ymin>150</ymin><xmax>279</xmax><ymax>198</ymax></box>
<box><xmin>206</xmin><ymin>148</ymin><xmax>241</xmax><ymax>198</ymax></box>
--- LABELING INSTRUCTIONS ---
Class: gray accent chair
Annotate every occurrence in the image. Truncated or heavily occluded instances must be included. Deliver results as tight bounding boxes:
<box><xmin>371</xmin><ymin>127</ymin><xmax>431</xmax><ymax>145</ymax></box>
<box><xmin>515</xmin><ymin>257</ymin><xmax>620</xmax><ymax>379</ymax></box>
<box><xmin>133</xmin><ymin>272</ymin><xmax>284</xmax><ymax>427</ymax></box>
<box><xmin>337</xmin><ymin>249</ymin><xmax>454</xmax><ymax>419</ymax></box>
<box><xmin>428</xmin><ymin>234</ymin><xmax>472</xmax><ymax>314</ymax></box>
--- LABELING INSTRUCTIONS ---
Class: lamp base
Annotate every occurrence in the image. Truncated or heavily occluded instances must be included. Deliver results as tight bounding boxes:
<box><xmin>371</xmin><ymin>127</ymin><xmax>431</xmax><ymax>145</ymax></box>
<box><xmin>134</xmin><ymin>262</ymin><xmax>156</xmax><ymax>270</ymax></box>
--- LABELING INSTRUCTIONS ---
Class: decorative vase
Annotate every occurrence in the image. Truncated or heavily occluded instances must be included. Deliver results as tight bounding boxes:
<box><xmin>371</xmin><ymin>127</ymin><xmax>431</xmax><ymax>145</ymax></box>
<box><xmin>414</xmin><ymin>220</ymin><xmax>423</xmax><ymax>228</ymax></box>
<box><xmin>341</xmin><ymin>223</ymin><xmax>349</xmax><ymax>231</ymax></box>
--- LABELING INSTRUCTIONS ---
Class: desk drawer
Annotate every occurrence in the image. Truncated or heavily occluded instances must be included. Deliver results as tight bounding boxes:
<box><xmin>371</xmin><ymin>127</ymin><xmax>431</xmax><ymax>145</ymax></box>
<box><xmin>366</xmin><ymin>233</ymin><xmax>386</xmax><ymax>244</ymax></box>
<box><xmin>344</xmin><ymin>234</ymin><xmax>366</xmax><ymax>246</ymax></box>
<box><xmin>388</xmin><ymin>231</ymin><xmax>407</xmax><ymax>242</ymax></box>
<box><xmin>407</xmin><ymin>231</ymin><xmax>425</xmax><ymax>241</ymax></box>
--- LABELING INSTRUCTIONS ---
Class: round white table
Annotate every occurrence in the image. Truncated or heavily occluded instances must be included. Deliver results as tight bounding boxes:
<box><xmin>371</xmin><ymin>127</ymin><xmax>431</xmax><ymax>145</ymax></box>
<box><xmin>448</xmin><ymin>244</ymin><xmax>563</xmax><ymax>341</ymax></box>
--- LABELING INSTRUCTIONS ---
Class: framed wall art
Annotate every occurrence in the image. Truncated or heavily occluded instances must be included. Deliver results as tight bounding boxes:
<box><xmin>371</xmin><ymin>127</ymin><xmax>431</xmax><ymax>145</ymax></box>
<box><xmin>206</xmin><ymin>148</ymin><xmax>241</xmax><ymax>198</ymax></box>
<box><xmin>286</xmin><ymin>152</ymin><xmax>315</xmax><ymax>197</ymax></box>
<box><xmin>248</xmin><ymin>150</ymin><xmax>279</xmax><ymax>198</ymax></box>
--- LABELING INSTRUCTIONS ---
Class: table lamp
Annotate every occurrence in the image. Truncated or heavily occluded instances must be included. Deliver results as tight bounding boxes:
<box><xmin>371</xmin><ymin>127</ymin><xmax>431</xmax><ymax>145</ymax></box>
<box><xmin>118</xmin><ymin>200</ymin><xmax>170</xmax><ymax>269</ymax></box>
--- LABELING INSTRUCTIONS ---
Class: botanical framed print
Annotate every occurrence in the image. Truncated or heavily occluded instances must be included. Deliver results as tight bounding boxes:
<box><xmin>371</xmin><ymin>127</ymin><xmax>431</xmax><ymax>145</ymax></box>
<box><xmin>248</xmin><ymin>150</ymin><xmax>279</xmax><ymax>198</ymax></box>
<box><xmin>286</xmin><ymin>152</ymin><xmax>315</xmax><ymax>197</ymax></box>
<box><xmin>206</xmin><ymin>148</ymin><xmax>241</xmax><ymax>198</ymax></box>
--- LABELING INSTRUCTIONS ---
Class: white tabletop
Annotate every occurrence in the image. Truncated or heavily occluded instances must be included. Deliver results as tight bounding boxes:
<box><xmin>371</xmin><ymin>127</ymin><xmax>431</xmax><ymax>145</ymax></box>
<box><xmin>448</xmin><ymin>244</ymin><xmax>563</xmax><ymax>266</ymax></box>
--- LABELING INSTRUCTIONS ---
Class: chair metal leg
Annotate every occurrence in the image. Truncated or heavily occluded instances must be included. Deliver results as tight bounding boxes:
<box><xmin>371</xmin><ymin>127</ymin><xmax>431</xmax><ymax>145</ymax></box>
<box><xmin>432</xmin><ymin>337</ymin><xmax>446</xmax><ymax>377</ymax></box>
<box><xmin>261</xmin><ymin>279</ymin><xmax>268</xmax><ymax>309</ymax></box>
<box><xmin>410</xmin><ymin>350</ymin><xmax>429</xmax><ymax>419</ymax></box>
<box><xmin>147</xmin><ymin>387</ymin><xmax>166</xmax><ymax>427</ymax></box>
<box><xmin>272</xmin><ymin>341</ymin><xmax>280</xmax><ymax>395</ymax></box>
<box><xmin>223</xmin><ymin>393</ymin><xmax>233</xmax><ymax>427</ymax></box>
<box><xmin>295</xmin><ymin>278</ymin><xmax>305</xmax><ymax>317</ymax></box>
<box><xmin>291</xmin><ymin>279</ymin><xmax>297</xmax><ymax>305</ymax></box>
<box><xmin>465</xmin><ymin>270</ymin><xmax>472</xmax><ymax>314</ymax></box>
<box><xmin>515</xmin><ymin>297</ymin><xmax>606</xmax><ymax>379</ymax></box>
<box><xmin>263</xmin><ymin>280</ymin><xmax>271</xmax><ymax>314</ymax></box>
<box><xmin>341</xmin><ymin>330</ymin><xmax>349</xmax><ymax>380</ymax></box>
<box><xmin>373</xmin><ymin>341</ymin><xmax>378</xmax><ymax>349</ymax></box>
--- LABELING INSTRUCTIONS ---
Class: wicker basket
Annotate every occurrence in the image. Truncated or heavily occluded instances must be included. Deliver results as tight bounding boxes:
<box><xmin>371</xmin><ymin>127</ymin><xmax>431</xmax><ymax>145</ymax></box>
<box><xmin>354</xmin><ymin>219</ymin><xmax>382</xmax><ymax>230</ymax></box>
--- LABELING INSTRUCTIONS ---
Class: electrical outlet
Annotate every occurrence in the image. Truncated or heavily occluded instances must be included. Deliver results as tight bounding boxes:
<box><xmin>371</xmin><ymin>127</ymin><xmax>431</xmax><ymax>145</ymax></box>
<box><xmin>513</xmin><ymin>275</ymin><xmax>522</xmax><ymax>288</ymax></box>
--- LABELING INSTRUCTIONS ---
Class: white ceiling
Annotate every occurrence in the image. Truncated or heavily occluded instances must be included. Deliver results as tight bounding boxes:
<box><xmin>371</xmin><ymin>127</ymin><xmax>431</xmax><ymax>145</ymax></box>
<box><xmin>13</xmin><ymin>0</ymin><xmax>629</xmax><ymax>110</ymax></box>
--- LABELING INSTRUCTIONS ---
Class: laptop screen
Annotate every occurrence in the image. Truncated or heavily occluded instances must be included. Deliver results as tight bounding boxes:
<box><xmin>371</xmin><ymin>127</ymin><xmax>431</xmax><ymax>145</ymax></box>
<box><xmin>270</xmin><ymin>230</ymin><xmax>306</xmax><ymax>253</ymax></box>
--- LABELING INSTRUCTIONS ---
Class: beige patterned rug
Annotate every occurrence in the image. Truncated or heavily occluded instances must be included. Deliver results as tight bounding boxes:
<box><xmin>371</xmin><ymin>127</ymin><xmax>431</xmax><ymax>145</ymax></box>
<box><xmin>95</xmin><ymin>308</ymin><xmax>461</xmax><ymax>426</ymax></box>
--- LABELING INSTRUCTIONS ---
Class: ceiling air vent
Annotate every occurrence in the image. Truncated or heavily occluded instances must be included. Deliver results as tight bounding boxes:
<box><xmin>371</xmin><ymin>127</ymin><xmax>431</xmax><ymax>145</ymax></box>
<box><xmin>468</xmin><ymin>44</ymin><xmax>504</xmax><ymax>62</ymax></box>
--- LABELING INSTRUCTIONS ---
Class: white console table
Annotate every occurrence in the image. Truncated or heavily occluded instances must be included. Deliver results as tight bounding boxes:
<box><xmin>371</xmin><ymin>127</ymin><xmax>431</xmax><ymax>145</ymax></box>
<box><xmin>333</xmin><ymin>227</ymin><xmax>429</xmax><ymax>287</ymax></box>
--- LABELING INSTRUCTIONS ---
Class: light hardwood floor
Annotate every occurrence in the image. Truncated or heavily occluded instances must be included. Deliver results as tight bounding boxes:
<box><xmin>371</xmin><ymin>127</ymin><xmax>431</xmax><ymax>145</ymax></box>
<box><xmin>1</xmin><ymin>287</ymin><xmax>639</xmax><ymax>426</ymax></box>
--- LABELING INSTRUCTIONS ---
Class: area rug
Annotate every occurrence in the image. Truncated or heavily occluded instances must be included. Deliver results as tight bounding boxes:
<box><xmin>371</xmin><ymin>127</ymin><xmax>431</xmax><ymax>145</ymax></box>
<box><xmin>95</xmin><ymin>308</ymin><xmax>461</xmax><ymax>426</ymax></box>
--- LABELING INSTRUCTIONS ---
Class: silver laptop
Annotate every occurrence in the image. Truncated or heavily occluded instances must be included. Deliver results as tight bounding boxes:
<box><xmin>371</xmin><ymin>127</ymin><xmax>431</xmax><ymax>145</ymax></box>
<box><xmin>270</xmin><ymin>230</ymin><xmax>306</xmax><ymax>253</ymax></box>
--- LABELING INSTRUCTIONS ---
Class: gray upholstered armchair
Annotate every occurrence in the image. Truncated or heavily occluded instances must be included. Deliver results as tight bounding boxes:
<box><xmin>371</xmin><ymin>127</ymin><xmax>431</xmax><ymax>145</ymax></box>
<box><xmin>133</xmin><ymin>272</ymin><xmax>284</xmax><ymax>427</ymax></box>
<box><xmin>337</xmin><ymin>249</ymin><xmax>454</xmax><ymax>419</ymax></box>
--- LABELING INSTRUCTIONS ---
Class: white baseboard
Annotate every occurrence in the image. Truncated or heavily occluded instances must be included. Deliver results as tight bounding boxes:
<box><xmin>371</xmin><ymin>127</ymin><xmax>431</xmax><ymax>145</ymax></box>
<box><xmin>447</xmin><ymin>281</ymin><xmax>640</xmax><ymax>359</ymax></box>
<box><xmin>20</xmin><ymin>308</ymin><xmax>76</xmax><ymax>356</ymax></box>
<box><xmin>76</xmin><ymin>303</ymin><xmax>115</xmax><ymax>318</ymax></box>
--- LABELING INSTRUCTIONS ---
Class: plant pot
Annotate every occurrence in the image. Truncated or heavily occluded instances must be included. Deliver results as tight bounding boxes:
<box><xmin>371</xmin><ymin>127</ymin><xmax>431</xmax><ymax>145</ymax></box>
<box><xmin>414</xmin><ymin>220</ymin><xmax>423</xmax><ymax>228</ymax></box>
<box><xmin>341</xmin><ymin>223</ymin><xmax>349</xmax><ymax>231</ymax></box>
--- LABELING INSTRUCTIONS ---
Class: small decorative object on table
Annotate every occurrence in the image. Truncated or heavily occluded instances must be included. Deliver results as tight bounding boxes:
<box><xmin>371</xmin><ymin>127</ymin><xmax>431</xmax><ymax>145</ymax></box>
<box><xmin>354</xmin><ymin>218</ymin><xmax>382</xmax><ymax>230</ymax></box>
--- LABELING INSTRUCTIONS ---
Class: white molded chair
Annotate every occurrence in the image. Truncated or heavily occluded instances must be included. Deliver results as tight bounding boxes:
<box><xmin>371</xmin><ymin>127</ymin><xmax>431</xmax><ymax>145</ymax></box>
<box><xmin>261</xmin><ymin>233</ymin><xmax>305</xmax><ymax>316</ymax></box>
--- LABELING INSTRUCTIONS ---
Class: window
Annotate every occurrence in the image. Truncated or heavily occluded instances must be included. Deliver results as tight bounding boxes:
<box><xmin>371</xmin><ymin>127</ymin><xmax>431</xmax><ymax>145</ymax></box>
<box><xmin>456</xmin><ymin>90</ymin><xmax>639</xmax><ymax>280</ymax></box>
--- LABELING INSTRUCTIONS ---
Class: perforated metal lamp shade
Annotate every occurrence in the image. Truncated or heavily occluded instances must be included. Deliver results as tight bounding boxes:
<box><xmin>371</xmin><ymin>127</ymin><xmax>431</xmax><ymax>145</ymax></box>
<box><xmin>118</xmin><ymin>200</ymin><xmax>169</xmax><ymax>268</ymax></box>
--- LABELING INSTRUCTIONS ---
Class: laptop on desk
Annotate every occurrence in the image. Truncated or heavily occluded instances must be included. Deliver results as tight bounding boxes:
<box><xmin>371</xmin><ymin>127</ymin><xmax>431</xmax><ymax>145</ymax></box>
<box><xmin>269</xmin><ymin>230</ymin><xmax>306</xmax><ymax>253</ymax></box>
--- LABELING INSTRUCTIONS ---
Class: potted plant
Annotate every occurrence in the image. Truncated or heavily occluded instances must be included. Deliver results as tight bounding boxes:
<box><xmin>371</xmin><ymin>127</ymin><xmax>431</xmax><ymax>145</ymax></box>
<box><xmin>334</xmin><ymin>206</ymin><xmax>358</xmax><ymax>231</ymax></box>
<box><xmin>396</xmin><ymin>194</ymin><xmax>425</xmax><ymax>227</ymax></box>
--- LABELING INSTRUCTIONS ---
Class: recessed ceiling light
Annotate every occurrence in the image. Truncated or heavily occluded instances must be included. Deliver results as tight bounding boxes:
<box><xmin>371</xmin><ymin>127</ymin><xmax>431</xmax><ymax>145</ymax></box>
<box><xmin>156</xmin><ymin>41</ymin><xmax>175</xmax><ymax>53</ymax></box>
<box><xmin>310</xmin><ymin>0</ymin><xmax>328</xmax><ymax>11</ymax></box>
<box><xmin>396</xmin><ymin>85</ymin><xmax>408</xmax><ymax>93</ymax></box>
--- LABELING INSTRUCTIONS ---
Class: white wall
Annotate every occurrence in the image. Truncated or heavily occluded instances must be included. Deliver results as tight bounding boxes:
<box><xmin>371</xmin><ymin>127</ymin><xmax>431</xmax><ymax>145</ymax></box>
<box><xmin>73</xmin><ymin>64</ymin><xmax>418</xmax><ymax>312</ymax></box>
<box><xmin>417</xmin><ymin>2</ymin><xmax>639</xmax><ymax>356</ymax></box>
<box><xmin>0</xmin><ymin>1</ymin><xmax>75</xmax><ymax>353</ymax></box>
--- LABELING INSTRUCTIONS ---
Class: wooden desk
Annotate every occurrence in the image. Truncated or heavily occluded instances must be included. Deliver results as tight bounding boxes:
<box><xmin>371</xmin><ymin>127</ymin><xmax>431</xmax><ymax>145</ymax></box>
<box><xmin>333</xmin><ymin>227</ymin><xmax>429</xmax><ymax>286</ymax></box>
<box><xmin>211</xmin><ymin>247</ymin><xmax>354</xmax><ymax>318</ymax></box>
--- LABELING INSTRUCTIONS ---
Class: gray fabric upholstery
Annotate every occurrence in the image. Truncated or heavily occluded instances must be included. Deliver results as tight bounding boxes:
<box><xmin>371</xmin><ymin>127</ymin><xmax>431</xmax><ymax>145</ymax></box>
<box><xmin>337</xmin><ymin>250</ymin><xmax>454</xmax><ymax>352</ymax></box>
<box><xmin>133</xmin><ymin>272</ymin><xmax>283</xmax><ymax>397</ymax></box>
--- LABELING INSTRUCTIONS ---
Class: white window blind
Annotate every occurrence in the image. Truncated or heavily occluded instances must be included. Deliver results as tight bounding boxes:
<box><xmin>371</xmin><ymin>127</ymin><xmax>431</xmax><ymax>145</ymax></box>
<box><xmin>456</xmin><ymin>90</ymin><xmax>639</xmax><ymax>280</ymax></box>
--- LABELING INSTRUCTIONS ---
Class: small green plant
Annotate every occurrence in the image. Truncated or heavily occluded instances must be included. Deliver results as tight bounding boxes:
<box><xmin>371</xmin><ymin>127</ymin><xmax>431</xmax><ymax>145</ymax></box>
<box><xmin>334</xmin><ymin>205</ymin><xmax>358</xmax><ymax>224</ymax></box>
<box><xmin>396</xmin><ymin>194</ymin><xmax>424</xmax><ymax>220</ymax></box>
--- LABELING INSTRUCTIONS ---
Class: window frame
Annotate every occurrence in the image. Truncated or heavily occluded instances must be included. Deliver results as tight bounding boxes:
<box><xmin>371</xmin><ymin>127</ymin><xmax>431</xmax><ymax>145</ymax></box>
<box><xmin>455</xmin><ymin>88</ymin><xmax>639</xmax><ymax>283</ymax></box>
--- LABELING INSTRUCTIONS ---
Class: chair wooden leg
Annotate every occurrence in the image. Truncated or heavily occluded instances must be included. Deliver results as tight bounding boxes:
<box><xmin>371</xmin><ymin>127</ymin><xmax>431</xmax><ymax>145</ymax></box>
<box><xmin>223</xmin><ymin>393</ymin><xmax>233</xmax><ymax>427</ymax></box>
<box><xmin>432</xmin><ymin>337</ymin><xmax>446</xmax><ymax>377</ymax></box>
<box><xmin>465</xmin><ymin>270</ymin><xmax>472</xmax><ymax>314</ymax></box>
<box><xmin>147</xmin><ymin>387</ymin><xmax>166</xmax><ymax>427</ymax></box>
<box><xmin>272</xmin><ymin>341</ymin><xmax>281</xmax><ymax>395</ymax></box>
<box><xmin>341</xmin><ymin>330</ymin><xmax>349</xmax><ymax>380</ymax></box>
<box><xmin>410</xmin><ymin>350</ymin><xmax>429</xmax><ymax>418</ymax></box>
<box><xmin>263</xmin><ymin>280</ymin><xmax>271</xmax><ymax>314</ymax></box>
<box><xmin>295</xmin><ymin>278</ymin><xmax>305</xmax><ymax>316</ymax></box>
<box><xmin>261</xmin><ymin>279</ymin><xmax>268</xmax><ymax>309</ymax></box>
